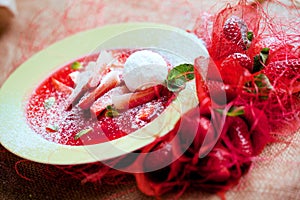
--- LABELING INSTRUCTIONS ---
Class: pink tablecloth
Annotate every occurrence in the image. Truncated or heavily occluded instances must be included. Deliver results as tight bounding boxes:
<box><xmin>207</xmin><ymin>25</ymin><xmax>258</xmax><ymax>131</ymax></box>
<box><xmin>0</xmin><ymin>0</ymin><xmax>299</xmax><ymax>199</ymax></box>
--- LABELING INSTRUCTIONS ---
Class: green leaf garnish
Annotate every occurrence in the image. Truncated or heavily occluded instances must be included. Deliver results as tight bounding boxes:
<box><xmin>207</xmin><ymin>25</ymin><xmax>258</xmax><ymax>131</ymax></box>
<box><xmin>71</xmin><ymin>61</ymin><xmax>83</xmax><ymax>70</ymax></box>
<box><xmin>254</xmin><ymin>74</ymin><xmax>273</xmax><ymax>89</ymax></box>
<box><xmin>216</xmin><ymin>106</ymin><xmax>245</xmax><ymax>117</ymax></box>
<box><xmin>244</xmin><ymin>73</ymin><xmax>273</xmax><ymax>99</ymax></box>
<box><xmin>166</xmin><ymin>64</ymin><xmax>194</xmax><ymax>92</ymax></box>
<box><xmin>254</xmin><ymin>73</ymin><xmax>273</xmax><ymax>99</ymax></box>
<box><xmin>105</xmin><ymin>105</ymin><xmax>119</xmax><ymax>118</ymax></box>
<box><xmin>46</xmin><ymin>124</ymin><xmax>59</xmax><ymax>132</ymax></box>
<box><xmin>74</xmin><ymin>128</ymin><xmax>93</xmax><ymax>140</ymax></box>
<box><xmin>44</xmin><ymin>97</ymin><xmax>56</xmax><ymax>109</ymax></box>
<box><xmin>253</xmin><ymin>47</ymin><xmax>270</xmax><ymax>73</ymax></box>
<box><xmin>260</xmin><ymin>48</ymin><xmax>270</xmax><ymax>63</ymax></box>
<box><xmin>247</xmin><ymin>31</ymin><xmax>254</xmax><ymax>41</ymax></box>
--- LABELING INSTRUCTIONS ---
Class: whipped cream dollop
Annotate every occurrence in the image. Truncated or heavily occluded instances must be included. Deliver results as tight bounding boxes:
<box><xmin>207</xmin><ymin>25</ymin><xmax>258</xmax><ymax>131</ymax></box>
<box><xmin>123</xmin><ymin>50</ymin><xmax>168</xmax><ymax>92</ymax></box>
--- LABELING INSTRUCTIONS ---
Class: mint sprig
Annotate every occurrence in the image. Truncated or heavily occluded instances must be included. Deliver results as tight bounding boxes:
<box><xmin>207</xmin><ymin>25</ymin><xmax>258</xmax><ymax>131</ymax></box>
<box><xmin>166</xmin><ymin>64</ymin><xmax>194</xmax><ymax>92</ymax></box>
<box><xmin>71</xmin><ymin>61</ymin><xmax>83</xmax><ymax>70</ymax></box>
<box><xmin>74</xmin><ymin>128</ymin><xmax>93</xmax><ymax>140</ymax></box>
<box><xmin>105</xmin><ymin>105</ymin><xmax>120</xmax><ymax>118</ymax></box>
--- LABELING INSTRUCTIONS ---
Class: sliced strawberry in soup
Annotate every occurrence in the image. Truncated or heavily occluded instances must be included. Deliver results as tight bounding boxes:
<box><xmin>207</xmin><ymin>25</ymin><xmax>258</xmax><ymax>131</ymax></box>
<box><xmin>113</xmin><ymin>85</ymin><xmax>163</xmax><ymax>110</ymax></box>
<box><xmin>90</xmin><ymin>86</ymin><xmax>129</xmax><ymax>117</ymax></box>
<box><xmin>51</xmin><ymin>78</ymin><xmax>73</xmax><ymax>95</ymax></box>
<box><xmin>78</xmin><ymin>71</ymin><xmax>121</xmax><ymax>110</ymax></box>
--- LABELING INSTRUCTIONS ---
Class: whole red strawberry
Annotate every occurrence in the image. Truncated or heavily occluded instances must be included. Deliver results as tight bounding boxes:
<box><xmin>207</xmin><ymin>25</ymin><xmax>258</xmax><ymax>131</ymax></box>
<box><xmin>222</xmin><ymin>53</ymin><xmax>253</xmax><ymax>72</ymax></box>
<box><xmin>223</xmin><ymin>16</ymin><xmax>251</xmax><ymax>50</ymax></box>
<box><xmin>143</xmin><ymin>141</ymin><xmax>173</xmax><ymax>172</ymax></box>
<box><xmin>206</xmin><ymin>80</ymin><xmax>238</xmax><ymax>104</ymax></box>
<box><xmin>209</xmin><ymin>16</ymin><xmax>251</xmax><ymax>61</ymax></box>
<box><xmin>227</xmin><ymin>117</ymin><xmax>253</xmax><ymax>156</ymax></box>
<box><xmin>219</xmin><ymin>54</ymin><xmax>252</xmax><ymax>86</ymax></box>
<box><xmin>262</xmin><ymin>58</ymin><xmax>300</xmax><ymax>93</ymax></box>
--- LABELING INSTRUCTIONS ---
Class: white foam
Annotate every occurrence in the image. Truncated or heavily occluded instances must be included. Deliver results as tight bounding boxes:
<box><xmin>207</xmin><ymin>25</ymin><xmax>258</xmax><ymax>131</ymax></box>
<box><xmin>123</xmin><ymin>50</ymin><xmax>168</xmax><ymax>92</ymax></box>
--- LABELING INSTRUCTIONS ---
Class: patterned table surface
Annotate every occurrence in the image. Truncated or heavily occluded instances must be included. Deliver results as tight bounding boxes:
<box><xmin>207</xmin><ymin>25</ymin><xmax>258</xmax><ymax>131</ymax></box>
<box><xmin>0</xmin><ymin>0</ymin><xmax>299</xmax><ymax>199</ymax></box>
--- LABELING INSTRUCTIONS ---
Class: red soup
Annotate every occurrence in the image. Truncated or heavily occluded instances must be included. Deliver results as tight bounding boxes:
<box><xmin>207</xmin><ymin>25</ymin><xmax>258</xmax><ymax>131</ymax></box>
<box><xmin>26</xmin><ymin>49</ymin><xmax>180</xmax><ymax>146</ymax></box>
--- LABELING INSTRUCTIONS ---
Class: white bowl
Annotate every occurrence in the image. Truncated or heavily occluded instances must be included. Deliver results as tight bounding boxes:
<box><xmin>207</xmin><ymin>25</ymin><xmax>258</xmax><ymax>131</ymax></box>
<box><xmin>0</xmin><ymin>23</ymin><xmax>208</xmax><ymax>165</ymax></box>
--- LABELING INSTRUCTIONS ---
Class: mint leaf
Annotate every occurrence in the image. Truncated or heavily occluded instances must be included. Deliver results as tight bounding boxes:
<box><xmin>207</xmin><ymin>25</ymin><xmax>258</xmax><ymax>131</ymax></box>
<box><xmin>254</xmin><ymin>73</ymin><xmax>273</xmax><ymax>99</ymax></box>
<box><xmin>216</xmin><ymin>106</ymin><xmax>245</xmax><ymax>117</ymax></box>
<box><xmin>74</xmin><ymin>128</ymin><xmax>93</xmax><ymax>140</ymax></box>
<box><xmin>244</xmin><ymin>73</ymin><xmax>273</xmax><ymax>99</ymax></box>
<box><xmin>71</xmin><ymin>61</ymin><xmax>83</xmax><ymax>70</ymax></box>
<box><xmin>44</xmin><ymin>97</ymin><xmax>56</xmax><ymax>109</ymax></box>
<box><xmin>253</xmin><ymin>47</ymin><xmax>270</xmax><ymax>73</ymax></box>
<box><xmin>254</xmin><ymin>74</ymin><xmax>273</xmax><ymax>89</ymax></box>
<box><xmin>105</xmin><ymin>105</ymin><xmax>119</xmax><ymax>118</ymax></box>
<box><xmin>260</xmin><ymin>48</ymin><xmax>270</xmax><ymax>64</ymax></box>
<box><xmin>247</xmin><ymin>31</ymin><xmax>254</xmax><ymax>41</ymax></box>
<box><xmin>166</xmin><ymin>64</ymin><xmax>194</xmax><ymax>92</ymax></box>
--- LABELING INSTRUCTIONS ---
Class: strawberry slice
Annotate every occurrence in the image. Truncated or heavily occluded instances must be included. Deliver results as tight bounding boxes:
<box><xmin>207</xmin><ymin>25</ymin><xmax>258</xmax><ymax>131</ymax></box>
<box><xmin>90</xmin><ymin>86</ymin><xmax>129</xmax><ymax>117</ymax></box>
<box><xmin>51</xmin><ymin>78</ymin><xmax>73</xmax><ymax>95</ymax></box>
<box><xmin>112</xmin><ymin>86</ymin><xmax>163</xmax><ymax>110</ymax></box>
<box><xmin>228</xmin><ymin>117</ymin><xmax>253</xmax><ymax>156</ymax></box>
<box><xmin>65</xmin><ymin>69</ymin><xmax>94</xmax><ymax>110</ymax></box>
<box><xmin>78</xmin><ymin>71</ymin><xmax>121</xmax><ymax>110</ymax></box>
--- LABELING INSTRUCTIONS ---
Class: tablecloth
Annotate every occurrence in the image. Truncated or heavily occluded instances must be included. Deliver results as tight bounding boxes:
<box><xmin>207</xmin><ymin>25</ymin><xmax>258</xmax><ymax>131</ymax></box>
<box><xmin>0</xmin><ymin>0</ymin><xmax>299</xmax><ymax>199</ymax></box>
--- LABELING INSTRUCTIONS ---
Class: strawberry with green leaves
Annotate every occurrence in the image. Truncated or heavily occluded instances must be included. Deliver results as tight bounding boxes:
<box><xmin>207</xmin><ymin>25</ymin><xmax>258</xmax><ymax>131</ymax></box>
<box><xmin>210</xmin><ymin>15</ymin><xmax>250</xmax><ymax>62</ymax></box>
<box><xmin>262</xmin><ymin>58</ymin><xmax>300</xmax><ymax>94</ymax></box>
<box><xmin>223</xmin><ymin>16</ymin><xmax>252</xmax><ymax>50</ymax></box>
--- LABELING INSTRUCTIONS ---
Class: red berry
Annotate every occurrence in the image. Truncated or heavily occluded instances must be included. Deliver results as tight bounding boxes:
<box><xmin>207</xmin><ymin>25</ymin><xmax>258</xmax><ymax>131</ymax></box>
<box><xmin>222</xmin><ymin>53</ymin><xmax>253</xmax><ymax>72</ymax></box>
<box><xmin>249</xmin><ymin>36</ymin><xmax>298</xmax><ymax>64</ymax></box>
<box><xmin>219</xmin><ymin>55</ymin><xmax>252</xmax><ymax>86</ymax></box>
<box><xmin>198</xmin><ymin>147</ymin><xmax>232</xmax><ymax>182</ymax></box>
<box><xmin>228</xmin><ymin>117</ymin><xmax>253</xmax><ymax>156</ymax></box>
<box><xmin>223</xmin><ymin>16</ymin><xmax>250</xmax><ymax>50</ymax></box>
<box><xmin>143</xmin><ymin>142</ymin><xmax>173</xmax><ymax>172</ymax></box>
<box><xmin>263</xmin><ymin>59</ymin><xmax>300</xmax><ymax>81</ymax></box>
<box><xmin>206</xmin><ymin>80</ymin><xmax>238</xmax><ymax>104</ymax></box>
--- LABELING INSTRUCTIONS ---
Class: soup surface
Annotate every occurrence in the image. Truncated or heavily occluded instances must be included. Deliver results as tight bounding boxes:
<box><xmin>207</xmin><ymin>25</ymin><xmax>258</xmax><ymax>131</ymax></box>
<box><xmin>26</xmin><ymin>49</ymin><xmax>186</xmax><ymax>146</ymax></box>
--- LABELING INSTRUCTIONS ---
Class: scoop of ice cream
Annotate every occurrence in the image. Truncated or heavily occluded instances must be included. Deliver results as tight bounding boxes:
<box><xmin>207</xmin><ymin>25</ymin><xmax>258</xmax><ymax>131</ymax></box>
<box><xmin>123</xmin><ymin>50</ymin><xmax>168</xmax><ymax>92</ymax></box>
